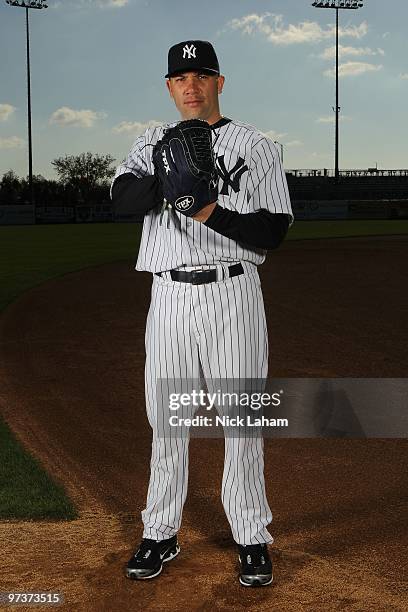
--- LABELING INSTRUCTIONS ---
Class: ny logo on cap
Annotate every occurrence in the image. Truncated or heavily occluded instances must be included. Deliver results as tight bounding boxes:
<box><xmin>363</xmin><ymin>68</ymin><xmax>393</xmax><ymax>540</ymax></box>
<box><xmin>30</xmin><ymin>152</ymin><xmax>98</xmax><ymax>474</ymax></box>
<box><xmin>183</xmin><ymin>44</ymin><xmax>196</xmax><ymax>59</ymax></box>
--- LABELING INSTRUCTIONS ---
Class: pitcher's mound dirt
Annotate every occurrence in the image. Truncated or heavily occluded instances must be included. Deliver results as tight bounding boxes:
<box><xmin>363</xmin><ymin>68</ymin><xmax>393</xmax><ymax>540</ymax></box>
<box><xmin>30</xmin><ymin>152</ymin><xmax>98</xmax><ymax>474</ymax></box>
<box><xmin>0</xmin><ymin>237</ymin><xmax>407</xmax><ymax>611</ymax></box>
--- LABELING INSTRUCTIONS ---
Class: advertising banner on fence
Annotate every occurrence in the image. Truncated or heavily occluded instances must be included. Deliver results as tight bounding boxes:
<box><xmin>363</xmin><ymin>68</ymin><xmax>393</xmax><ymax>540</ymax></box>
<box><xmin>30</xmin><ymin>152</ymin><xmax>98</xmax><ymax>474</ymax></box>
<box><xmin>292</xmin><ymin>201</ymin><xmax>349</xmax><ymax>220</ymax></box>
<box><xmin>0</xmin><ymin>205</ymin><xmax>35</xmax><ymax>225</ymax></box>
<box><xmin>75</xmin><ymin>204</ymin><xmax>113</xmax><ymax>223</ymax></box>
<box><xmin>348</xmin><ymin>201</ymin><xmax>389</xmax><ymax>219</ymax></box>
<box><xmin>36</xmin><ymin>206</ymin><xmax>75</xmax><ymax>224</ymax></box>
<box><xmin>292</xmin><ymin>200</ymin><xmax>408</xmax><ymax>220</ymax></box>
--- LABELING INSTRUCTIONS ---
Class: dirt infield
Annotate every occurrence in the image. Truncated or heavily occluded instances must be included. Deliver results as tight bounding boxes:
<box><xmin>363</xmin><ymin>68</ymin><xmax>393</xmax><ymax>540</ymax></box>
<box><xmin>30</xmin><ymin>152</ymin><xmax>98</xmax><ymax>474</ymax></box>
<box><xmin>0</xmin><ymin>236</ymin><xmax>407</xmax><ymax>611</ymax></box>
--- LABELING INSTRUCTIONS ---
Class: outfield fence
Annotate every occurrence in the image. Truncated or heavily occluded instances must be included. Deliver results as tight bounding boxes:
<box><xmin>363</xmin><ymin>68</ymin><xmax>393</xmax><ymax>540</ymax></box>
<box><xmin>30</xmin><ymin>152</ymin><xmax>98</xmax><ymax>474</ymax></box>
<box><xmin>1</xmin><ymin>200</ymin><xmax>408</xmax><ymax>225</ymax></box>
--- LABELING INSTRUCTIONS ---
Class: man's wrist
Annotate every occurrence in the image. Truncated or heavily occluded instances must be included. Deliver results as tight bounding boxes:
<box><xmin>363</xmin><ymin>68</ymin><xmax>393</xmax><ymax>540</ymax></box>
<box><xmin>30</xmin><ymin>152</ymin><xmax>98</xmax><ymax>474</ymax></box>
<box><xmin>192</xmin><ymin>201</ymin><xmax>217</xmax><ymax>223</ymax></box>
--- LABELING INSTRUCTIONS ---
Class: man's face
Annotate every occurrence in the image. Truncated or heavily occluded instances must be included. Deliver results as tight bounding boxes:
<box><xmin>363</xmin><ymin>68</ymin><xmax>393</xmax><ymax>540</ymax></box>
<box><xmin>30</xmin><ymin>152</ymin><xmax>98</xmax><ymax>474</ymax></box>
<box><xmin>166</xmin><ymin>71</ymin><xmax>225</xmax><ymax>124</ymax></box>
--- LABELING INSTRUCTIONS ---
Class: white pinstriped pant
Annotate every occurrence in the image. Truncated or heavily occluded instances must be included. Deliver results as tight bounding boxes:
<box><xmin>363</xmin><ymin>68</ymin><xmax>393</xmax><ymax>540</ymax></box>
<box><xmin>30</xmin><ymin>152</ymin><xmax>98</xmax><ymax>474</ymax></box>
<box><xmin>141</xmin><ymin>262</ymin><xmax>273</xmax><ymax>546</ymax></box>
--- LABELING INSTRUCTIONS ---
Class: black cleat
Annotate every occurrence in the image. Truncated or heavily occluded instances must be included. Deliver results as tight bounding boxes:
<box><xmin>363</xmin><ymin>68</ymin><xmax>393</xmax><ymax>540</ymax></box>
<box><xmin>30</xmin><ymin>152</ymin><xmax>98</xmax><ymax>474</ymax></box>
<box><xmin>237</xmin><ymin>543</ymin><xmax>273</xmax><ymax>587</ymax></box>
<box><xmin>125</xmin><ymin>535</ymin><xmax>180</xmax><ymax>580</ymax></box>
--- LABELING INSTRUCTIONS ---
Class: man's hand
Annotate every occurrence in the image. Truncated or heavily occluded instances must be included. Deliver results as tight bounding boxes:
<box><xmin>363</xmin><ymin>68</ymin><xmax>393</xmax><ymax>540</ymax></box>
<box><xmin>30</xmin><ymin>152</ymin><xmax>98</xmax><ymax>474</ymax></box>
<box><xmin>152</xmin><ymin>119</ymin><xmax>218</xmax><ymax>218</ymax></box>
<box><xmin>192</xmin><ymin>202</ymin><xmax>217</xmax><ymax>223</ymax></box>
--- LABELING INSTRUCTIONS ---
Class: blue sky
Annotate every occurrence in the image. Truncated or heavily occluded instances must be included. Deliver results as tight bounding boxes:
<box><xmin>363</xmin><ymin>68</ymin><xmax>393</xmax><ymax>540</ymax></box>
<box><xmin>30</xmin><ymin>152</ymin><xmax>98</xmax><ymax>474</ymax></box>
<box><xmin>0</xmin><ymin>0</ymin><xmax>407</xmax><ymax>180</ymax></box>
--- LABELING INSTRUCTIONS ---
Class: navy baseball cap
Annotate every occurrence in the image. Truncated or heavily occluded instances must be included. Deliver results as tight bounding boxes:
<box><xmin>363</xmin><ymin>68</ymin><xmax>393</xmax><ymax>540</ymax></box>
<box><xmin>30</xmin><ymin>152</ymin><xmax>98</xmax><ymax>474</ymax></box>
<box><xmin>165</xmin><ymin>40</ymin><xmax>220</xmax><ymax>78</ymax></box>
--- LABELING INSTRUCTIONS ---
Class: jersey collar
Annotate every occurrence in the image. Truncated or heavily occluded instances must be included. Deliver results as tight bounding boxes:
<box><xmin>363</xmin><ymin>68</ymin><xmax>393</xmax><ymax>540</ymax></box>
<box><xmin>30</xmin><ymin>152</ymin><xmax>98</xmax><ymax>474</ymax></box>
<box><xmin>211</xmin><ymin>117</ymin><xmax>231</xmax><ymax>130</ymax></box>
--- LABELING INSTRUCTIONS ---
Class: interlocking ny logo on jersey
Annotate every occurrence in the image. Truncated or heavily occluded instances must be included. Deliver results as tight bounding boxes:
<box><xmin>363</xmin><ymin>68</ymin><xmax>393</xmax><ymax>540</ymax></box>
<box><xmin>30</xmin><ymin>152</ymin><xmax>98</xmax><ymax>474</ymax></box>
<box><xmin>162</xmin><ymin>150</ymin><xmax>171</xmax><ymax>175</ymax></box>
<box><xmin>216</xmin><ymin>155</ymin><xmax>249</xmax><ymax>196</ymax></box>
<box><xmin>183</xmin><ymin>44</ymin><xmax>196</xmax><ymax>59</ymax></box>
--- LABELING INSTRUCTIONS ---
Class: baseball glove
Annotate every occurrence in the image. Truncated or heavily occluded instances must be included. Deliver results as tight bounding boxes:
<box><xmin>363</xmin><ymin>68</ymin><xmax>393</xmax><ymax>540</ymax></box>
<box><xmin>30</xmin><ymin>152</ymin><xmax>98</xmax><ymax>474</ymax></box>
<box><xmin>152</xmin><ymin>119</ymin><xmax>218</xmax><ymax>217</ymax></box>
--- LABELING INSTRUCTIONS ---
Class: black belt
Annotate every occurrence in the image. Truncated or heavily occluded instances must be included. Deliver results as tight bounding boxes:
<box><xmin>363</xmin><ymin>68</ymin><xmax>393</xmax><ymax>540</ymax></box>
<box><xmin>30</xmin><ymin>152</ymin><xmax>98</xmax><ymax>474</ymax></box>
<box><xmin>155</xmin><ymin>263</ymin><xmax>244</xmax><ymax>285</ymax></box>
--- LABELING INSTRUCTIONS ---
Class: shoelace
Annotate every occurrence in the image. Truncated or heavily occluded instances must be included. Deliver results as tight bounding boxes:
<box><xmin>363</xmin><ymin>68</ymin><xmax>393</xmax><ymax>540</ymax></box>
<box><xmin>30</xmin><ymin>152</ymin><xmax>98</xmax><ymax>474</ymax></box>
<box><xmin>134</xmin><ymin>539</ymin><xmax>157</xmax><ymax>560</ymax></box>
<box><xmin>240</xmin><ymin>544</ymin><xmax>268</xmax><ymax>567</ymax></box>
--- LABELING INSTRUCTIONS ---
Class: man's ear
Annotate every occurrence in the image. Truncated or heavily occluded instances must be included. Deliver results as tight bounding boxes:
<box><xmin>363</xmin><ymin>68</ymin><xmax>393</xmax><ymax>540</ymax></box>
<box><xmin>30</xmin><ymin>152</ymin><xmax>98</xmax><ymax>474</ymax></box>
<box><xmin>217</xmin><ymin>75</ymin><xmax>225</xmax><ymax>95</ymax></box>
<box><xmin>166</xmin><ymin>79</ymin><xmax>173</xmax><ymax>99</ymax></box>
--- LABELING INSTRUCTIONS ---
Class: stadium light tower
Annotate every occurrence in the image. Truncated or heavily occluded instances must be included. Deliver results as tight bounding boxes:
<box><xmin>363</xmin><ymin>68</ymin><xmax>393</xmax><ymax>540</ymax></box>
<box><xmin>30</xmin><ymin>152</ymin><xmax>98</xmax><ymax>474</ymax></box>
<box><xmin>5</xmin><ymin>0</ymin><xmax>48</xmax><ymax>210</ymax></box>
<box><xmin>312</xmin><ymin>0</ymin><xmax>364</xmax><ymax>180</ymax></box>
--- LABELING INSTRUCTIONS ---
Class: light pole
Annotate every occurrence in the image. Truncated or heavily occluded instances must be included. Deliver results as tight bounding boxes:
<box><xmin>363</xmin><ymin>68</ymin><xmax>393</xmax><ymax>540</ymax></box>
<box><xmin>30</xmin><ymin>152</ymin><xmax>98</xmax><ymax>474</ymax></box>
<box><xmin>5</xmin><ymin>0</ymin><xmax>48</xmax><ymax>210</ymax></box>
<box><xmin>312</xmin><ymin>1</ymin><xmax>364</xmax><ymax>181</ymax></box>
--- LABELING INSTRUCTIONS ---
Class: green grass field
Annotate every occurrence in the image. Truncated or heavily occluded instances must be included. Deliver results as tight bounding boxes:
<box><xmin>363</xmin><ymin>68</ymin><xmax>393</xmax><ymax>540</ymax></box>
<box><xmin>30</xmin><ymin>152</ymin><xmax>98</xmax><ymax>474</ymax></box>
<box><xmin>0</xmin><ymin>218</ymin><xmax>407</xmax><ymax>520</ymax></box>
<box><xmin>1</xmin><ymin>219</ymin><xmax>407</xmax><ymax>312</ymax></box>
<box><xmin>0</xmin><ymin>419</ymin><xmax>77</xmax><ymax>520</ymax></box>
<box><xmin>0</xmin><ymin>223</ymin><xmax>143</xmax><ymax>312</ymax></box>
<box><xmin>288</xmin><ymin>219</ymin><xmax>408</xmax><ymax>240</ymax></box>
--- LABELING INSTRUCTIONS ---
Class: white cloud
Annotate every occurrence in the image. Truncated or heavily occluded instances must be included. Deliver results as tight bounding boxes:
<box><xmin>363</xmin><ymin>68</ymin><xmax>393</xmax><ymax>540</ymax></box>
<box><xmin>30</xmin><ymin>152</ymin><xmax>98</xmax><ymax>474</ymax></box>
<box><xmin>317</xmin><ymin>115</ymin><xmax>352</xmax><ymax>124</ymax></box>
<box><xmin>0</xmin><ymin>136</ymin><xmax>25</xmax><ymax>149</ymax></box>
<box><xmin>262</xmin><ymin>129</ymin><xmax>287</xmax><ymax>141</ymax></box>
<box><xmin>95</xmin><ymin>0</ymin><xmax>128</xmax><ymax>7</ymax></box>
<box><xmin>112</xmin><ymin>119</ymin><xmax>163</xmax><ymax>136</ymax></box>
<box><xmin>285</xmin><ymin>140</ymin><xmax>303</xmax><ymax>148</ymax></box>
<box><xmin>261</xmin><ymin>131</ymin><xmax>303</xmax><ymax>149</ymax></box>
<box><xmin>400</xmin><ymin>73</ymin><xmax>408</xmax><ymax>80</ymax></box>
<box><xmin>311</xmin><ymin>152</ymin><xmax>330</xmax><ymax>161</ymax></box>
<box><xmin>261</xmin><ymin>130</ymin><xmax>304</xmax><ymax>148</ymax></box>
<box><xmin>49</xmin><ymin>106</ymin><xmax>107</xmax><ymax>127</ymax></box>
<box><xmin>337</xmin><ymin>21</ymin><xmax>369</xmax><ymax>40</ymax></box>
<box><xmin>324</xmin><ymin>61</ymin><xmax>383</xmax><ymax>78</ymax></box>
<box><xmin>227</xmin><ymin>13</ymin><xmax>368</xmax><ymax>45</ymax></box>
<box><xmin>0</xmin><ymin>104</ymin><xmax>16</xmax><ymax>122</ymax></box>
<box><xmin>319</xmin><ymin>45</ymin><xmax>385</xmax><ymax>60</ymax></box>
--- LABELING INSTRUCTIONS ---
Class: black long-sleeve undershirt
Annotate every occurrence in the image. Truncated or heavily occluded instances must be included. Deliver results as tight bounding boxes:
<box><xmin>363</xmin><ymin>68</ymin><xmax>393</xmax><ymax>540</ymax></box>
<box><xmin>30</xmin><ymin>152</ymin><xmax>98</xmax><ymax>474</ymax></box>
<box><xmin>203</xmin><ymin>205</ymin><xmax>289</xmax><ymax>250</ymax></box>
<box><xmin>110</xmin><ymin>173</ymin><xmax>290</xmax><ymax>249</ymax></box>
<box><xmin>111</xmin><ymin>172</ymin><xmax>163</xmax><ymax>222</ymax></box>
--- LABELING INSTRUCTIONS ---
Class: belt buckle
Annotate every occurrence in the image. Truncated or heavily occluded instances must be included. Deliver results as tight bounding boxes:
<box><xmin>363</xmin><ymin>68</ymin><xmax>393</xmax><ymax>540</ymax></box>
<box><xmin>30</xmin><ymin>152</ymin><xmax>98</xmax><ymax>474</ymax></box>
<box><xmin>191</xmin><ymin>270</ymin><xmax>203</xmax><ymax>285</ymax></box>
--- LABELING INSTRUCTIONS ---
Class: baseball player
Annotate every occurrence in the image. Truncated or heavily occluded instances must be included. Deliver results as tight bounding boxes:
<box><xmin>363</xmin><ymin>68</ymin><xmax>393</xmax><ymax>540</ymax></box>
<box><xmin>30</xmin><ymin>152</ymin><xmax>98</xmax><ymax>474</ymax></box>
<box><xmin>111</xmin><ymin>40</ymin><xmax>294</xmax><ymax>587</ymax></box>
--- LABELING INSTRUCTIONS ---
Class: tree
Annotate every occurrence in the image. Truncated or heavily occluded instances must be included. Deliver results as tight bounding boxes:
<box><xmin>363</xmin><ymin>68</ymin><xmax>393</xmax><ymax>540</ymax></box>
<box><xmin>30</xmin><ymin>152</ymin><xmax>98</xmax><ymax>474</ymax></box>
<box><xmin>19</xmin><ymin>174</ymin><xmax>62</xmax><ymax>206</ymax></box>
<box><xmin>51</xmin><ymin>152</ymin><xmax>116</xmax><ymax>193</ymax></box>
<box><xmin>1</xmin><ymin>169</ymin><xmax>21</xmax><ymax>189</ymax></box>
<box><xmin>0</xmin><ymin>170</ymin><xmax>22</xmax><ymax>204</ymax></box>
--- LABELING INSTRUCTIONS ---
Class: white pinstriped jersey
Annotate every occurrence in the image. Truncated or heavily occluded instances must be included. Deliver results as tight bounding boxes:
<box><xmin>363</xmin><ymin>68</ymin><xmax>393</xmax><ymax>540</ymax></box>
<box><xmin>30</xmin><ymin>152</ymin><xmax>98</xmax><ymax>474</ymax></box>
<box><xmin>111</xmin><ymin>118</ymin><xmax>294</xmax><ymax>273</ymax></box>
